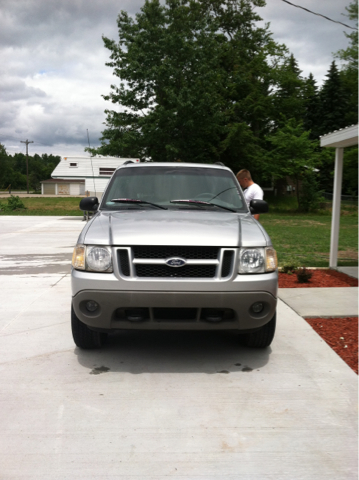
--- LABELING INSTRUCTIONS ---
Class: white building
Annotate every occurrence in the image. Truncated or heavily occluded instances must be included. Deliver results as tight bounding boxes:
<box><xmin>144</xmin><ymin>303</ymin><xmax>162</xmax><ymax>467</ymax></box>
<box><xmin>41</xmin><ymin>156</ymin><xmax>140</xmax><ymax>197</ymax></box>
<box><xmin>320</xmin><ymin>124</ymin><xmax>358</xmax><ymax>267</ymax></box>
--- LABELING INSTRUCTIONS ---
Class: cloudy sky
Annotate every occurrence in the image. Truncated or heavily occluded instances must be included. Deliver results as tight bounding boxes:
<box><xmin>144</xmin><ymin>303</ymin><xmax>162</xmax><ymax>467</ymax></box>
<box><xmin>0</xmin><ymin>0</ymin><xmax>355</xmax><ymax>157</ymax></box>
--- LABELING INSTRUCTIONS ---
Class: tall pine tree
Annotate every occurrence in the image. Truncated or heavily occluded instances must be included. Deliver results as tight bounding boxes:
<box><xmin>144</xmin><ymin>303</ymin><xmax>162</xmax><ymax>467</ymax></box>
<box><xmin>318</xmin><ymin>61</ymin><xmax>349</xmax><ymax>135</ymax></box>
<box><xmin>272</xmin><ymin>54</ymin><xmax>305</xmax><ymax>126</ymax></box>
<box><xmin>335</xmin><ymin>1</ymin><xmax>358</xmax><ymax>126</ymax></box>
<box><xmin>303</xmin><ymin>73</ymin><xmax>320</xmax><ymax>140</ymax></box>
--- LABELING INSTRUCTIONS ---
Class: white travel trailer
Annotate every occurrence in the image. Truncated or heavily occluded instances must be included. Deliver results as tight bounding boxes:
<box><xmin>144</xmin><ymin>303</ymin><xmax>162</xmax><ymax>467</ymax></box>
<box><xmin>45</xmin><ymin>156</ymin><xmax>140</xmax><ymax>197</ymax></box>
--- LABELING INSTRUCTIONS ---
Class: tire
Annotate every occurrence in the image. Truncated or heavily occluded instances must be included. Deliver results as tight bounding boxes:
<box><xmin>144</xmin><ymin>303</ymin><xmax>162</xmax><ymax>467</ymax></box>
<box><xmin>241</xmin><ymin>312</ymin><xmax>276</xmax><ymax>348</ymax></box>
<box><xmin>71</xmin><ymin>304</ymin><xmax>107</xmax><ymax>349</ymax></box>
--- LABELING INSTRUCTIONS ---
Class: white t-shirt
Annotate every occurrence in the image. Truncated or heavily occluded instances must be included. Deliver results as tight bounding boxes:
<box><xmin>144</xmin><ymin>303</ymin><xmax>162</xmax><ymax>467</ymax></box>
<box><xmin>243</xmin><ymin>183</ymin><xmax>263</xmax><ymax>208</ymax></box>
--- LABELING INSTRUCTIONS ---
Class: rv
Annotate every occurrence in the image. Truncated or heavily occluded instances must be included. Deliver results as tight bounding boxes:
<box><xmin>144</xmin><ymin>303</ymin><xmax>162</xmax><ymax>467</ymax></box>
<box><xmin>42</xmin><ymin>156</ymin><xmax>140</xmax><ymax>196</ymax></box>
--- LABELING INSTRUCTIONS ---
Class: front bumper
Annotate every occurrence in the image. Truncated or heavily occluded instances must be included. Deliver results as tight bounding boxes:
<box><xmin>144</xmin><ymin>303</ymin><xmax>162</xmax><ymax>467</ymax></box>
<box><xmin>72</xmin><ymin>290</ymin><xmax>277</xmax><ymax>331</ymax></box>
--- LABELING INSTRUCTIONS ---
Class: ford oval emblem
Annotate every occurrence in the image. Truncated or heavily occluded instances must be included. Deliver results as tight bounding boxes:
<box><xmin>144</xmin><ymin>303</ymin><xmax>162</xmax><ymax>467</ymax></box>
<box><xmin>166</xmin><ymin>257</ymin><xmax>187</xmax><ymax>267</ymax></box>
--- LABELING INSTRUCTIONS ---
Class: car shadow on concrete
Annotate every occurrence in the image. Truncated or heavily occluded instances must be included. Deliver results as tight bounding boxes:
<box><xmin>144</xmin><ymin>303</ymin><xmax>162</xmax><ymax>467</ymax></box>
<box><xmin>74</xmin><ymin>330</ymin><xmax>271</xmax><ymax>375</ymax></box>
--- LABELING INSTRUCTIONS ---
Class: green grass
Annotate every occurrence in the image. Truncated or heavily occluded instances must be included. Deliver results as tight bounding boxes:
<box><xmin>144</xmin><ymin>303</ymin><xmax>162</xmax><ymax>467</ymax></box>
<box><xmin>1</xmin><ymin>196</ymin><xmax>357</xmax><ymax>268</ymax></box>
<box><xmin>0</xmin><ymin>196</ymin><xmax>83</xmax><ymax>216</ymax></box>
<box><xmin>260</xmin><ymin>213</ymin><xmax>358</xmax><ymax>268</ymax></box>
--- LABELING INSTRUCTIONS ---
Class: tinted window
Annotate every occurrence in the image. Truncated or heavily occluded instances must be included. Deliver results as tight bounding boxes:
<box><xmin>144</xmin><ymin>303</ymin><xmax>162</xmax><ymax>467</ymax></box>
<box><xmin>101</xmin><ymin>166</ymin><xmax>246</xmax><ymax>212</ymax></box>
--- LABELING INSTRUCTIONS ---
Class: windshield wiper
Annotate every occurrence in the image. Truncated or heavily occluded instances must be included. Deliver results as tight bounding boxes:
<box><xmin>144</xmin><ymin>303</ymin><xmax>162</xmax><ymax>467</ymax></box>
<box><xmin>209</xmin><ymin>187</ymin><xmax>238</xmax><ymax>201</ymax></box>
<box><xmin>111</xmin><ymin>198</ymin><xmax>167</xmax><ymax>210</ymax></box>
<box><xmin>170</xmin><ymin>199</ymin><xmax>236</xmax><ymax>212</ymax></box>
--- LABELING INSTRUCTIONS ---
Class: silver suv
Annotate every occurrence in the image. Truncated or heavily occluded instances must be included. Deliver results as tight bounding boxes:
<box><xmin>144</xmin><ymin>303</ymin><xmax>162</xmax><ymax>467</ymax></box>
<box><xmin>71</xmin><ymin>163</ymin><xmax>278</xmax><ymax>349</ymax></box>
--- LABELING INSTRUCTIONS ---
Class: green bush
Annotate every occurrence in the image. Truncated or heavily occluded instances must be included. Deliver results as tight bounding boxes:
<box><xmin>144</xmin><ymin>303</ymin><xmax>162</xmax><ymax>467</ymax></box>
<box><xmin>280</xmin><ymin>258</ymin><xmax>301</xmax><ymax>274</ymax></box>
<box><xmin>298</xmin><ymin>174</ymin><xmax>325</xmax><ymax>212</ymax></box>
<box><xmin>296</xmin><ymin>267</ymin><xmax>313</xmax><ymax>283</ymax></box>
<box><xmin>0</xmin><ymin>195</ymin><xmax>27</xmax><ymax>212</ymax></box>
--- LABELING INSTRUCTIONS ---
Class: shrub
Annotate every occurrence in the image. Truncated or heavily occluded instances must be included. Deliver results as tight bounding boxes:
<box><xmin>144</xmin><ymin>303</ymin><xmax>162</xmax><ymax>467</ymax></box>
<box><xmin>0</xmin><ymin>195</ymin><xmax>26</xmax><ymax>212</ymax></box>
<box><xmin>281</xmin><ymin>259</ymin><xmax>300</xmax><ymax>274</ymax></box>
<box><xmin>296</xmin><ymin>267</ymin><xmax>313</xmax><ymax>283</ymax></box>
<box><xmin>298</xmin><ymin>174</ymin><xmax>325</xmax><ymax>212</ymax></box>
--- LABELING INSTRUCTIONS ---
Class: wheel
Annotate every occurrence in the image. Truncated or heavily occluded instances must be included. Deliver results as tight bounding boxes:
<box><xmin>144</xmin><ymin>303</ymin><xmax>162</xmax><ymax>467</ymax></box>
<box><xmin>71</xmin><ymin>304</ymin><xmax>107</xmax><ymax>349</ymax></box>
<box><xmin>241</xmin><ymin>312</ymin><xmax>276</xmax><ymax>348</ymax></box>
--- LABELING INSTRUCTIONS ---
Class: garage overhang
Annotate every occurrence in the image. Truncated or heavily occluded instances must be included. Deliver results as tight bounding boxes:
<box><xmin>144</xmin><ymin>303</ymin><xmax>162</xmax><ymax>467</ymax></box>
<box><xmin>320</xmin><ymin>124</ymin><xmax>358</xmax><ymax>148</ymax></box>
<box><xmin>320</xmin><ymin>124</ymin><xmax>358</xmax><ymax>268</ymax></box>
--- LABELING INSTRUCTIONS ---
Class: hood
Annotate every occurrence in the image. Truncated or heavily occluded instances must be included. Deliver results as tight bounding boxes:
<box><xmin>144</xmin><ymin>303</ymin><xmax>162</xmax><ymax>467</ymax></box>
<box><xmin>81</xmin><ymin>210</ymin><xmax>268</xmax><ymax>247</ymax></box>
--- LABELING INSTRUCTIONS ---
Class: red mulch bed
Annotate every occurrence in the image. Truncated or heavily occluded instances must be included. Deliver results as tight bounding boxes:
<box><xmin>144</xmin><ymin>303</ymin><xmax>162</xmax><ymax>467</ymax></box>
<box><xmin>305</xmin><ymin>317</ymin><xmax>358</xmax><ymax>374</ymax></box>
<box><xmin>279</xmin><ymin>269</ymin><xmax>358</xmax><ymax>288</ymax></box>
<box><xmin>280</xmin><ymin>269</ymin><xmax>358</xmax><ymax>374</ymax></box>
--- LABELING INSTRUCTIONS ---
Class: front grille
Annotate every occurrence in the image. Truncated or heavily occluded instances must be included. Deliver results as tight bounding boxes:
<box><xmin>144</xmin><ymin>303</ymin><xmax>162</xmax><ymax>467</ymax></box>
<box><xmin>116</xmin><ymin>246</ymin><xmax>235</xmax><ymax>279</ymax></box>
<box><xmin>135</xmin><ymin>264</ymin><xmax>216</xmax><ymax>278</ymax></box>
<box><xmin>118</xmin><ymin>250</ymin><xmax>130</xmax><ymax>276</ymax></box>
<box><xmin>153</xmin><ymin>308</ymin><xmax>197</xmax><ymax>321</ymax></box>
<box><xmin>133</xmin><ymin>246</ymin><xmax>219</xmax><ymax>259</ymax></box>
<box><xmin>221</xmin><ymin>251</ymin><xmax>234</xmax><ymax>277</ymax></box>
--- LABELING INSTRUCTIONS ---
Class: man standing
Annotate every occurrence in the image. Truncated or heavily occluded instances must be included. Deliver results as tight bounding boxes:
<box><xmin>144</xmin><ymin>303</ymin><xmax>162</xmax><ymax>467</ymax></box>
<box><xmin>236</xmin><ymin>169</ymin><xmax>263</xmax><ymax>220</ymax></box>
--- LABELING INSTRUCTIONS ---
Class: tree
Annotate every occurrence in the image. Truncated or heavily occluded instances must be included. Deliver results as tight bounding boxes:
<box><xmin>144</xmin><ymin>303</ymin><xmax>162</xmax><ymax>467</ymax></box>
<box><xmin>335</xmin><ymin>1</ymin><xmax>358</xmax><ymax>126</ymax></box>
<box><xmin>264</xmin><ymin>119</ymin><xmax>321</xmax><ymax>210</ymax></box>
<box><xmin>343</xmin><ymin>146</ymin><xmax>358</xmax><ymax>195</ymax></box>
<box><xmin>318</xmin><ymin>61</ymin><xmax>349</xmax><ymax>135</ymax></box>
<box><xmin>336</xmin><ymin>1</ymin><xmax>358</xmax><ymax>70</ymax></box>
<box><xmin>0</xmin><ymin>149</ymin><xmax>60</xmax><ymax>191</ymax></box>
<box><xmin>303</xmin><ymin>73</ymin><xmax>321</xmax><ymax>140</ymax></box>
<box><xmin>272</xmin><ymin>54</ymin><xmax>305</xmax><ymax>126</ymax></box>
<box><xmin>0</xmin><ymin>144</ymin><xmax>12</xmax><ymax>189</ymax></box>
<box><xmin>90</xmin><ymin>0</ymin><xmax>285</xmax><ymax>173</ymax></box>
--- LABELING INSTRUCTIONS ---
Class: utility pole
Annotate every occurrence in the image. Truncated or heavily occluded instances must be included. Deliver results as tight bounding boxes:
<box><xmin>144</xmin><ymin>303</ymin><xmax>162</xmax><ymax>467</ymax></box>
<box><xmin>20</xmin><ymin>139</ymin><xmax>34</xmax><ymax>194</ymax></box>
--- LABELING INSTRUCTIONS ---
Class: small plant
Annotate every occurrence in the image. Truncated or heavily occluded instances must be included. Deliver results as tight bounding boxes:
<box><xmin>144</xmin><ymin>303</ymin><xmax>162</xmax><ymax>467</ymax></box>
<box><xmin>281</xmin><ymin>259</ymin><xmax>300</xmax><ymax>275</ymax></box>
<box><xmin>0</xmin><ymin>195</ymin><xmax>26</xmax><ymax>212</ymax></box>
<box><xmin>296</xmin><ymin>267</ymin><xmax>313</xmax><ymax>283</ymax></box>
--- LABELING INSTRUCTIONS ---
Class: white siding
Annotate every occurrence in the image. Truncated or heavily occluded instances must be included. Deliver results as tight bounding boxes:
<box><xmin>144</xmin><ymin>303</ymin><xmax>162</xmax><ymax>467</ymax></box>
<box><xmin>85</xmin><ymin>178</ymin><xmax>111</xmax><ymax>197</ymax></box>
<box><xmin>51</xmin><ymin>156</ymin><xmax>140</xmax><ymax>195</ymax></box>
<box><xmin>51</xmin><ymin>156</ymin><xmax>140</xmax><ymax>180</ymax></box>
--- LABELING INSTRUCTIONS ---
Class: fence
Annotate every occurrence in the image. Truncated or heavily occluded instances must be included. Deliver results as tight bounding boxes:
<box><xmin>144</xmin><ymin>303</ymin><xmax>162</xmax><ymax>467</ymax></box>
<box><xmin>323</xmin><ymin>192</ymin><xmax>358</xmax><ymax>205</ymax></box>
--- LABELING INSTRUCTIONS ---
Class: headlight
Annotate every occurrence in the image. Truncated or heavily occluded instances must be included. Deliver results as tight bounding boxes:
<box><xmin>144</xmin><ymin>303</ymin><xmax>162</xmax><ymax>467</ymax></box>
<box><xmin>238</xmin><ymin>247</ymin><xmax>277</xmax><ymax>274</ymax></box>
<box><xmin>72</xmin><ymin>245</ymin><xmax>113</xmax><ymax>272</ymax></box>
<box><xmin>87</xmin><ymin>246</ymin><xmax>112</xmax><ymax>272</ymax></box>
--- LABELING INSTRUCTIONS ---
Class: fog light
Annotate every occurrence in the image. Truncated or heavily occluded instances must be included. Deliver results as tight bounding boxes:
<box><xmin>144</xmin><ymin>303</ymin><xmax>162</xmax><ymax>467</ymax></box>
<box><xmin>86</xmin><ymin>301</ymin><xmax>99</xmax><ymax>312</ymax></box>
<box><xmin>252</xmin><ymin>302</ymin><xmax>264</xmax><ymax>313</ymax></box>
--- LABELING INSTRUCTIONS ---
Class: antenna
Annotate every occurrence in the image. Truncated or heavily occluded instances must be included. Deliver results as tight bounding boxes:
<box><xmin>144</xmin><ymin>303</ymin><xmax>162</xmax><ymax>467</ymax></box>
<box><xmin>87</xmin><ymin>129</ymin><xmax>96</xmax><ymax>197</ymax></box>
<box><xmin>87</xmin><ymin>129</ymin><xmax>91</xmax><ymax>148</ymax></box>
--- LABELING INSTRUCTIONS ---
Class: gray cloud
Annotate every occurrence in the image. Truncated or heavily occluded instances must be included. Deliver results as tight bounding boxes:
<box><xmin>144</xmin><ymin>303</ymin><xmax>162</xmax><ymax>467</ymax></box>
<box><xmin>0</xmin><ymin>77</ymin><xmax>47</xmax><ymax>101</ymax></box>
<box><xmin>0</xmin><ymin>0</ymin><xmax>355</xmax><ymax>157</ymax></box>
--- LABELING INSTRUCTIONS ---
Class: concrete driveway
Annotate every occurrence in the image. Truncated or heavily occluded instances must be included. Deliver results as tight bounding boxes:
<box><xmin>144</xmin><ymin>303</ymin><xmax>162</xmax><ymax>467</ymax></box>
<box><xmin>0</xmin><ymin>217</ymin><xmax>357</xmax><ymax>479</ymax></box>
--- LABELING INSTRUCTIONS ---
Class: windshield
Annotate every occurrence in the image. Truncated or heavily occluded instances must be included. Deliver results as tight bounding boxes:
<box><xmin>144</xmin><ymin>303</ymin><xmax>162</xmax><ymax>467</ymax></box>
<box><xmin>101</xmin><ymin>166</ymin><xmax>246</xmax><ymax>212</ymax></box>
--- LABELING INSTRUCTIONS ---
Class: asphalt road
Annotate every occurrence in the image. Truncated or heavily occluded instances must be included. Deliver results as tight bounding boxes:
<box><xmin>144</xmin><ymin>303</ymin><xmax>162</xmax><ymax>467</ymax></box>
<box><xmin>0</xmin><ymin>216</ymin><xmax>357</xmax><ymax>479</ymax></box>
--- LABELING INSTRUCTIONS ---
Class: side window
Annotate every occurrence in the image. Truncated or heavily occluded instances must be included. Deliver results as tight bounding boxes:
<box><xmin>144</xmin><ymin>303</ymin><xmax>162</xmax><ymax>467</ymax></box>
<box><xmin>99</xmin><ymin>168</ymin><xmax>116</xmax><ymax>176</ymax></box>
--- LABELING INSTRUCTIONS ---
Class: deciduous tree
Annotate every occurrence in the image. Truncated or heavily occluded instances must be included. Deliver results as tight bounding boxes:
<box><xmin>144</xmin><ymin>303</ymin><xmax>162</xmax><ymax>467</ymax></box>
<box><xmin>264</xmin><ymin>119</ymin><xmax>321</xmax><ymax>210</ymax></box>
<box><xmin>90</xmin><ymin>0</ymin><xmax>285</xmax><ymax>173</ymax></box>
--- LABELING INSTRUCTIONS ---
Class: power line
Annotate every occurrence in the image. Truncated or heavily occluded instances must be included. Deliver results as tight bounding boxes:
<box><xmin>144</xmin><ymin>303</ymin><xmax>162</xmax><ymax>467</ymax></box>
<box><xmin>281</xmin><ymin>0</ymin><xmax>358</xmax><ymax>31</ymax></box>
<box><xmin>0</xmin><ymin>134</ymin><xmax>50</xmax><ymax>147</ymax></box>
<box><xmin>20</xmin><ymin>139</ymin><xmax>33</xmax><ymax>194</ymax></box>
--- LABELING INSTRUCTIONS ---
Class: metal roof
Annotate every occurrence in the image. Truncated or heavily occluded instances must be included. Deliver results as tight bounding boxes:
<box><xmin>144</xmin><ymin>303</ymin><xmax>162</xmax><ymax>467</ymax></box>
<box><xmin>320</xmin><ymin>124</ymin><xmax>358</xmax><ymax>148</ymax></box>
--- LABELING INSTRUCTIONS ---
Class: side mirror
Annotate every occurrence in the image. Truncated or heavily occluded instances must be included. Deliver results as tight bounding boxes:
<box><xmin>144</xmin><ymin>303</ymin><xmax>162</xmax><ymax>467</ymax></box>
<box><xmin>250</xmin><ymin>199</ymin><xmax>268</xmax><ymax>214</ymax></box>
<box><xmin>79</xmin><ymin>197</ymin><xmax>99</xmax><ymax>212</ymax></box>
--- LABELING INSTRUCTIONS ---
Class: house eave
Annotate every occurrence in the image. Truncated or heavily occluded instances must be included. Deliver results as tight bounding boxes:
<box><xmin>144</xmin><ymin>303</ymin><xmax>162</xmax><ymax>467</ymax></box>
<box><xmin>320</xmin><ymin>124</ymin><xmax>358</xmax><ymax>148</ymax></box>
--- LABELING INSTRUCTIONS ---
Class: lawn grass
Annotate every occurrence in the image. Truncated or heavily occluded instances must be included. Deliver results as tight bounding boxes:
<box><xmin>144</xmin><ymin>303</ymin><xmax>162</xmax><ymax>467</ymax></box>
<box><xmin>1</xmin><ymin>196</ymin><xmax>357</xmax><ymax>268</ymax></box>
<box><xmin>0</xmin><ymin>196</ymin><xmax>83</xmax><ymax>216</ymax></box>
<box><xmin>260</xmin><ymin>213</ymin><xmax>358</xmax><ymax>268</ymax></box>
